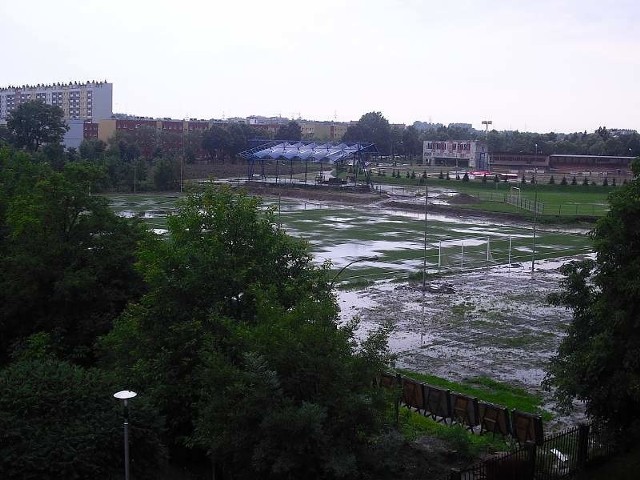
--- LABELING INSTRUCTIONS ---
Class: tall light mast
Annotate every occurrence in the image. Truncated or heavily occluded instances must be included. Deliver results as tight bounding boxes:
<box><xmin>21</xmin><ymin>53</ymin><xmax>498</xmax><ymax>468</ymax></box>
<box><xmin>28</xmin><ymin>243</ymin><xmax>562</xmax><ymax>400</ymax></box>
<box><xmin>481</xmin><ymin>120</ymin><xmax>492</xmax><ymax>171</ymax></box>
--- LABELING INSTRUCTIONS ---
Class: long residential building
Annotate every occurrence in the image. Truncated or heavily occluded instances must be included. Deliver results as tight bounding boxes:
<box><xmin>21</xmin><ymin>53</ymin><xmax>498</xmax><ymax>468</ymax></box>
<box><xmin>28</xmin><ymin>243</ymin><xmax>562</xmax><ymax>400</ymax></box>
<box><xmin>0</xmin><ymin>81</ymin><xmax>113</xmax><ymax>123</ymax></box>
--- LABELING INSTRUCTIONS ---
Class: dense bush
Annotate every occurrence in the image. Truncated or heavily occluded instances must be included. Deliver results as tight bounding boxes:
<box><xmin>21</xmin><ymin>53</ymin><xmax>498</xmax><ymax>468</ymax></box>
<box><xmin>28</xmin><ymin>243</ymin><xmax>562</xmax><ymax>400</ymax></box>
<box><xmin>0</xmin><ymin>356</ymin><xmax>165</xmax><ymax>479</ymax></box>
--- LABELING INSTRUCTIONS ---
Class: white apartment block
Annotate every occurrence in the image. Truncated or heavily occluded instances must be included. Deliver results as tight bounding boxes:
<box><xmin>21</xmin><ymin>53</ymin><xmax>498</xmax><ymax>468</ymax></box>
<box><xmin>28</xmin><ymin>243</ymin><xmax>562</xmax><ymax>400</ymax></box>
<box><xmin>0</xmin><ymin>81</ymin><xmax>113</xmax><ymax>123</ymax></box>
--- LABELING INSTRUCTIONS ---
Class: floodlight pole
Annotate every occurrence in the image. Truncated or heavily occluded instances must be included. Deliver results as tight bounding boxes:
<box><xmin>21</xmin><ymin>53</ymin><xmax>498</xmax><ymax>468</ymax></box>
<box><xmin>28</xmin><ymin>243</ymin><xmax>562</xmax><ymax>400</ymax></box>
<box><xmin>423</xmin><ymin>182</ymin><xmax>428</xmax><ymax>290</ymax></box>
<box><xmin>531</xmin><ymin>143</ymin><xmax>539</xmax><ymax>274</ymax></box>
<box><xmin>482</xmin><ymin>120</ymin><xmax>492</xmax><ymax>170</ymax></box>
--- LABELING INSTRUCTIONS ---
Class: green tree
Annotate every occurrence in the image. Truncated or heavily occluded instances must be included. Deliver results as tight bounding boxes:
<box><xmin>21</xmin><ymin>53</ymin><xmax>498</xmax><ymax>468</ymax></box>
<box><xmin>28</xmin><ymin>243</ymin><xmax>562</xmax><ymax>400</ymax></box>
<box><xmin>202</xmin><ymin>125</ymin><xmax>232</xmax><ymax>163</ymax></box>
<box><xmin>226</xmin><ymin>123</ymin><xmax>251</xmax><ymax>159</ymax></box>
<box><xmin>0</xmin><ymin>152</ymin><xmax>149</xmax><ymax>365</ymax></box>
<box><xmin>402</xmin><ymin>125</ymin><xmax>422</xmax><ymax>163</ymax></box>
<box><xmin>79</xmin><ymin>138</ymin><xmax>107</xmax><ymax>161</ymax></box>
<box><xmin>101</xmin><ymin>186</ymin><xmax>393</xmax><ymax>478</ymax></box>
<box><xmin>342</xmin><ymin>112</ymin><xmax>392</xmax><ymax>155</ymax></box>
<box><xmin>152</xmin><ymin>157</ymin><xmax>179</xmax><ymax>190</ymax></box>
<box><xmin>0</xmin><ymin>124</ymin><xmax>13</xmax><ymax>145</ymax></box>
<box><xmin>6</xmin><ymin>100</ymin><xmax>68</xmax><ymax>151</ymax></box>
<box><xmin>545</xmin><ymin>161</ymin><xmax>640</xmax><ymax>435</ymax></box>
<box><xmin>275</xmin><ymin>120</ymin><xmax>302</xmax><ymax>141</ymax></box>
<box><xmin>0</xmin><ymin>347</ymin><xmax>165</xmax><ymax>479</ymax></box>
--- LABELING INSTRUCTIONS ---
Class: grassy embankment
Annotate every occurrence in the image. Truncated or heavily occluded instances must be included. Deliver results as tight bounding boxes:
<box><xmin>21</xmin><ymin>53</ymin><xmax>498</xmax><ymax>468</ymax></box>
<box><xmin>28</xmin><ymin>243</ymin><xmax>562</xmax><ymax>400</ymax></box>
<box><xmin>395</xmin><ymin>370</ymin><xmax>549</xmax><ymax>457</ymax></box>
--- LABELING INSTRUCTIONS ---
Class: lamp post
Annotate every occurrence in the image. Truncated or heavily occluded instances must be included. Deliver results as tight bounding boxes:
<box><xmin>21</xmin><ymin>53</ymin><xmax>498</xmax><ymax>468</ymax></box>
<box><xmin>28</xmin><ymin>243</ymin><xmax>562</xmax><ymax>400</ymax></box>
<box><xmin>114</xmin><ymin>390</ymin><xmax>137</xmax><ymax>480</ymax></box>
<box><xmin>330</xmin><ymin>256</ymin><xmax>379</xmax><ymax>287</ymax></box>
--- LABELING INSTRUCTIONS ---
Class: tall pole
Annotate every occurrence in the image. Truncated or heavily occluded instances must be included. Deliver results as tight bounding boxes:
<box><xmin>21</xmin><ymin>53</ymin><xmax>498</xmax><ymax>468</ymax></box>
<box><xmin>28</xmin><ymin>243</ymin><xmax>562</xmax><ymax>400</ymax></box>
<box><xmin>531</xmin><ymin>143</ymin><xmax>538</xmax><ymax>274</ymax></box>
<box><xmin>422</xmin><ymin>182</ymin><xmax>428</xmax><ymax>290</ymax></box>
<box><xmin>482</xmin><ymin>120</ymin><xmax>492</xmax><ymax>170</ymax></box>
<box><xmin>124</xmin><ymin>399</ymin><xmax>130</xmax><ymax>480</ymax></box>
<box><xmin>181</xmin><ymin>120</ymin><xmax>186</xmax><ymax>193</ymax></box>
<box><xmin>114</xmin><ymin>391</ymin><xmax>137</xmax><ymax>480</ymax></box>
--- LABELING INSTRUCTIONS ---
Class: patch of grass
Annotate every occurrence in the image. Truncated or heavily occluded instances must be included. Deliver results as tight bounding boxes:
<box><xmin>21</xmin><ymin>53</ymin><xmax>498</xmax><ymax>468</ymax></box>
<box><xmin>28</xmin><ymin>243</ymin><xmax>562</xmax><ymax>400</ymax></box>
<box><xmin>398</xmin><ymin>407</ymin><xmax>512</xmax><ymax>458</ymax></box>
<box><xmin>337</xmin><ymin>278</ymin><xmax>376</xmax><ymax>290</ymax></box>
<box><xmin>398</xmin><ymin>370</ymin><xmax>551</xmax><ymax>420</ymax></box>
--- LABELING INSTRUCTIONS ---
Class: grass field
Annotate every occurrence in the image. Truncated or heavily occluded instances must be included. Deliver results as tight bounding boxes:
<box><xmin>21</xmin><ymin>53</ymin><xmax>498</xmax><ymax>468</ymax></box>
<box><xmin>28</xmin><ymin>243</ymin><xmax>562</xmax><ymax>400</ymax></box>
<box><xmin>273</xmin><ymin>198</ymin><xmax>592</xmax><ymax>283</ymax></box>
<box><xmin>369</xmin><ymin>174</ymin><xmax>614</xmax><ymax>217</ymax></box>
<box><xmin>106</xmin><ymin>192</ymin><xmax>594</xmax><ymax>284</ymax></box>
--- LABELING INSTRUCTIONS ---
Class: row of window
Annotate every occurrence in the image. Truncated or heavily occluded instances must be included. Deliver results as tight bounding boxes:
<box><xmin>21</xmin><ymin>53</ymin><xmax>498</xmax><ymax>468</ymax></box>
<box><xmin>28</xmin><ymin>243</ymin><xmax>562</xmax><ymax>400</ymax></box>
<box><xmin>425</xmin><ymin>142</ymin><xmax>473</xmax><ymax>151</ymax></box>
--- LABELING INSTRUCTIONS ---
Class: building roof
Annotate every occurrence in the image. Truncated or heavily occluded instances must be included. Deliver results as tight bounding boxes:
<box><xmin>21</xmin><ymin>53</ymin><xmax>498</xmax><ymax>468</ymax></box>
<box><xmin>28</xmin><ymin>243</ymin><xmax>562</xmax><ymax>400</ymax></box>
<box><xmin>240</xmin><ymin>141</ymin><xmax>379</xmax><ymax>163</ymax></box>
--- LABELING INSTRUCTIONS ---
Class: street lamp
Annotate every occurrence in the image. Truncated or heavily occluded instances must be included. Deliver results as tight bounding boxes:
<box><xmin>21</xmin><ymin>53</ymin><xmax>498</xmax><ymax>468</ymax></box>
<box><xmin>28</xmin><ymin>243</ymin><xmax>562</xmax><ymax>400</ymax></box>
<box><xmin>114</xmin><ymin>390</ymin><xmax>137</xmax><ymax>480</ymax></box>
<box><xmin>330</xmin><ymin>256</ymin><xmax>379</xmax><ymax>287</ymax></box>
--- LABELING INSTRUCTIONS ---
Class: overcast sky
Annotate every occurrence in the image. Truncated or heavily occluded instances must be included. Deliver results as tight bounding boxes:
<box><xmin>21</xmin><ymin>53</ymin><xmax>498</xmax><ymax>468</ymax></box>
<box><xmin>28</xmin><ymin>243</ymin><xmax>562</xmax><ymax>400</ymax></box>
<box><xmin>2</xmin><ymin>0</ymin><xmax>639</xmax><ymax>133</ymax></box>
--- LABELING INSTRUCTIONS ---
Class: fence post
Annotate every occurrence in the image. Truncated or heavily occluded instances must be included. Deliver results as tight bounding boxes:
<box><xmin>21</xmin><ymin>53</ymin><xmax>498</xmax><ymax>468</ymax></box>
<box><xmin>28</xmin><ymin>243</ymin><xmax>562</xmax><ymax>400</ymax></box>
<box><xmin>394</xmin><ymin>373</ymin><xmax>402</xmax><ymax>428</ymax></box>
<box><xmin>449</xmin><ymin>468</ymin><xmax>462</xmax><ymax>480</ymax></box>
<box><xmin>525</xmin><ymin>441</ymin><xmax>537</xmax><ymax>480</ymax></box>
<box><xmin>577</xmin><ymin>423</ymin><xmax>590</xmax><ymax>469</ymax></box>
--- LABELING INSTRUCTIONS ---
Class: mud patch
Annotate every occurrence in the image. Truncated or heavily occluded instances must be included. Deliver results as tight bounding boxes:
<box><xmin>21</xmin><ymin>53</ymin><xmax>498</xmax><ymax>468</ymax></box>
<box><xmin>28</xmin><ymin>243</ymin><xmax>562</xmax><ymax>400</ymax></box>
<box><xmin>338</xmin><ymin>260</ymin><xmax>581</xmax><ymax>427</ymax></box>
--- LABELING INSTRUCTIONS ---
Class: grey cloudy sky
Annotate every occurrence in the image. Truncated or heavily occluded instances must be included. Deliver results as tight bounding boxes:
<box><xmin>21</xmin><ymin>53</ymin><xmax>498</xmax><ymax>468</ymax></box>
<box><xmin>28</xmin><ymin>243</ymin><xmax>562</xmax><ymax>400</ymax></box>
<box><xmin>2</xmin><ymin>0</ymin><xmax>639</xmax><ymax>133</ymax></box>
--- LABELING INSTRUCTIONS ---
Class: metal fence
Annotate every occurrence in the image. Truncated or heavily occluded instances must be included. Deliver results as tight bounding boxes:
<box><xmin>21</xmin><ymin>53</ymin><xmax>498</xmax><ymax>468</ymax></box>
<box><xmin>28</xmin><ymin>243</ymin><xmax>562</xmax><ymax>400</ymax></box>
<box><xmin>450</xmin><ymin>423</ymin><xmax>618</xmax><ymax>480</ymax></box>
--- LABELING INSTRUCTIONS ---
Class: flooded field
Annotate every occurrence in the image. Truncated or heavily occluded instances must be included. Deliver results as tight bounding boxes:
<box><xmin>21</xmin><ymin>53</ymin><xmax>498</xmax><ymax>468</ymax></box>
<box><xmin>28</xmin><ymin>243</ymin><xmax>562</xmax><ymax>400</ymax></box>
<box><xmin>108</xmin><ymin>192</ymin><xmax>592</xmax><ymax>425</ymax></box>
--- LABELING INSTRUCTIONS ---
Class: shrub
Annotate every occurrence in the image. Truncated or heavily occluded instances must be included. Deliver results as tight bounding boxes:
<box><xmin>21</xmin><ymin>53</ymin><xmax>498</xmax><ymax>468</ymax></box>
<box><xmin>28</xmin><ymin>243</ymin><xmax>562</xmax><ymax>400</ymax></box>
<box><xmin>582</xmin><ymin>177</ymin><xmax>589</xmax><ymax>186</ymax></box>
<box><xmin>462</xmin><ymin>173</ymin><xmax>469</xmax><ymax>182</ymax></box>
<box><xmin>561</xmin><ymin>176</ymin><xmax>568</xmax><ymax>185</ymax></box>
<box><xmin>571</xmin><ymin>176</ymin><xmax>577</xmax><ymax>185</ymax></box>
<box><xmin>0</xmin><ymin>358</ymin><xmax>165</xmax><ymax>480</ymax></box>
<box><xmin>439</xmin><ymin>170</ymin><xmax>444</xmax><ymax>180</ymax></box>
<box><xmin>549</xmin><ymin>175</ymin><xmax>555</xmax><ymax>185</ymax></box>
<box><xmin>602</xmin><ymin>177</ymin><xmax>609</xmax><ymax>186</ymax></box>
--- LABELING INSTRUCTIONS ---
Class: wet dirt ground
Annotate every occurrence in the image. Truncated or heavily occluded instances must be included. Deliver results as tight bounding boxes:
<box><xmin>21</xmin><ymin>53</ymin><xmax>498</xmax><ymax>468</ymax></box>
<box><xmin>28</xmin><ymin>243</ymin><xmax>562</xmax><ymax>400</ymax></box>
<box><xmin>337</xmin><ymin>258</ymin><xmax>589</xmax><ymax>428</ymax></box>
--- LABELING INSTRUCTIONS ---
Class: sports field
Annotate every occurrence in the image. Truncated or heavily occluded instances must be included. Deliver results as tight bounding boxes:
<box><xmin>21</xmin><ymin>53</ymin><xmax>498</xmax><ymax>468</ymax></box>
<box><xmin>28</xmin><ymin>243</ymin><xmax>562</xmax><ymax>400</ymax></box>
<box><xmin>107</xmin><ymin>191</ymin><xmax>595</xmax><ymax>421</ymax></box>
<box><xmin>107</xmin><ymin>192</ymin><xmax>593</xmax><ymax>284</ymax></box>
<box><xmin>273</xmin><ymin>198</ymin><xmax>592</xmax><ymax>284</ymax></box>
<box><xmin>370</xmin><ymin>175</ymin><xmax>614</xmax><ymax>217</ymax></box>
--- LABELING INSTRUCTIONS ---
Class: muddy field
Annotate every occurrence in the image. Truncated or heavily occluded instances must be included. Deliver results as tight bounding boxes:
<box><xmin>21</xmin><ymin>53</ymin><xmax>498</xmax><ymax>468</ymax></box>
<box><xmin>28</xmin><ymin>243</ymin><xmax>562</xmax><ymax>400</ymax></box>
<box><xmin>109</xmin><ymin>186</ymin><xmax>593</xmax><ymax>427</ymax></box>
